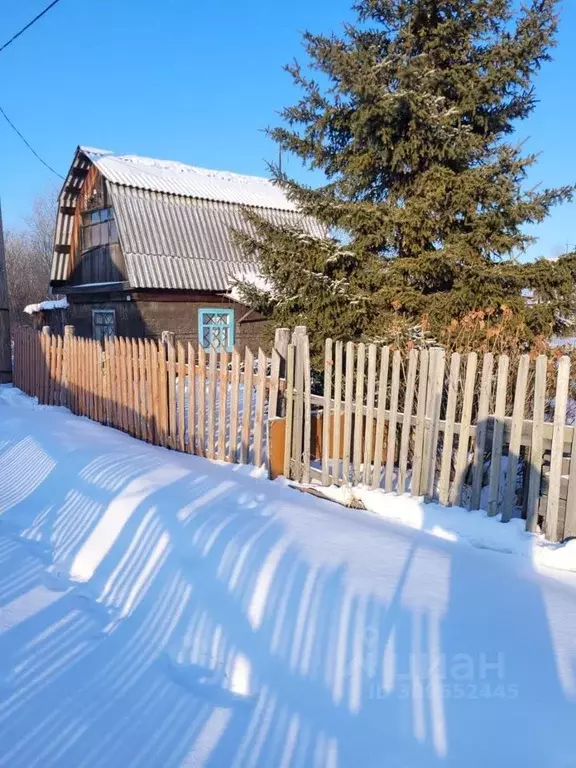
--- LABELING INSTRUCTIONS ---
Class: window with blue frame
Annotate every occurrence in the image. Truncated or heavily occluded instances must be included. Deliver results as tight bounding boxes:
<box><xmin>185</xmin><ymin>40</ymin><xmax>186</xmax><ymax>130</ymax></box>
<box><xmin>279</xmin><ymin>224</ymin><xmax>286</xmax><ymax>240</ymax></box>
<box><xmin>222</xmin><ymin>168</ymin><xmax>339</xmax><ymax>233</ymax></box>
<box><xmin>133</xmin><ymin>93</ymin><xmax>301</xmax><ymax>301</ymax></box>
<box><xmin>199</xmin><ymin>309</ymin><xmax>235</xmax><ymax>352</ymax></box>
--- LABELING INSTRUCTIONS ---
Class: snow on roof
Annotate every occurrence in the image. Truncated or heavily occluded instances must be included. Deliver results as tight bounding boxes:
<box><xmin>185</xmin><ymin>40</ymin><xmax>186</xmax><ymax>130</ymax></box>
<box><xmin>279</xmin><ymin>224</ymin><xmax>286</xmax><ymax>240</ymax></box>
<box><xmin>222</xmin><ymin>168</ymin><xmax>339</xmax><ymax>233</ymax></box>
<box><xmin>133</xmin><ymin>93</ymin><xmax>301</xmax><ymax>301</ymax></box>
<box><xmin>23</xmin><ymin>297</ymin><xmax>69</xmax><ymax>315</ymax></box>
<box><xmin>80</xmin><ymin>147</ymin><xmax>295</xmax><ymax>211</ymax></box>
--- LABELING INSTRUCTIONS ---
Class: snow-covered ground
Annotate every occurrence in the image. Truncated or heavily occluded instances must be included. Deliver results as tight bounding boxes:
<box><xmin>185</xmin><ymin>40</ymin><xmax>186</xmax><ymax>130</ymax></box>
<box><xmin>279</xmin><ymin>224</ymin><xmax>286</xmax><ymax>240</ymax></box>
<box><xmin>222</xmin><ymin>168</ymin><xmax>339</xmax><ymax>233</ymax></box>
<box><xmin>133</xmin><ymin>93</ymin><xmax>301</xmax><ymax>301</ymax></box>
<box><xmin>1</xmin><ymin>385</ymin><xmax>576</xmax><ymax>767</ymax></box>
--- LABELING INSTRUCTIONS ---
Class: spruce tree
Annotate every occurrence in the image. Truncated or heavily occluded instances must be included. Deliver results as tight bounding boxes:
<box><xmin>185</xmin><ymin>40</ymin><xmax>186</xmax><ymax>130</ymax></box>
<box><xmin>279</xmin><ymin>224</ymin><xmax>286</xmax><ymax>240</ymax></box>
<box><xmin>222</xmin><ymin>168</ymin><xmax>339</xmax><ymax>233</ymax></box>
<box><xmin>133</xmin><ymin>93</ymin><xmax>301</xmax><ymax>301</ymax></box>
<box><xmin>236</xmin><ymin>0</ymin><xmax>574</xmax><ymax>356</ymax></box>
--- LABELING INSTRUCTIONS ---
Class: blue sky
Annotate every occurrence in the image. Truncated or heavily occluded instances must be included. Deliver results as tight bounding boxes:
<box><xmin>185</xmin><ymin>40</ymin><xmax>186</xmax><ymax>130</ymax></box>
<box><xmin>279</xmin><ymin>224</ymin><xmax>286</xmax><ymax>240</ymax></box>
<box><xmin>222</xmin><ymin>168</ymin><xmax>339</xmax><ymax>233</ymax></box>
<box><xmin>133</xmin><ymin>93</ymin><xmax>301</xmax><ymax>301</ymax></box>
<box><xmin>1</xmin><ymin>0</ymin><xmax>575</xmax><ymax>261</ymax></box>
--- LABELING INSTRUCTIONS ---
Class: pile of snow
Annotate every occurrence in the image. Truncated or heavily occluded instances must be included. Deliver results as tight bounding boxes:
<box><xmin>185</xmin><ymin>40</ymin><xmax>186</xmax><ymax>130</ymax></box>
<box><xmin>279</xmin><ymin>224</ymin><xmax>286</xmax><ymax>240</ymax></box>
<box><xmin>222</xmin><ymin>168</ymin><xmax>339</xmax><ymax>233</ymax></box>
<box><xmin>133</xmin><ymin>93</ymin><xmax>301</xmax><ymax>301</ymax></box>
<box><xmin>23</xmin><ymin>297</ymin><xmax>68</xmax><ymax>315</ymax></box>
<box><xmin>320</xmin><ymin>484</ymin><xmax>576</xmax><ymax>574</ymax></box>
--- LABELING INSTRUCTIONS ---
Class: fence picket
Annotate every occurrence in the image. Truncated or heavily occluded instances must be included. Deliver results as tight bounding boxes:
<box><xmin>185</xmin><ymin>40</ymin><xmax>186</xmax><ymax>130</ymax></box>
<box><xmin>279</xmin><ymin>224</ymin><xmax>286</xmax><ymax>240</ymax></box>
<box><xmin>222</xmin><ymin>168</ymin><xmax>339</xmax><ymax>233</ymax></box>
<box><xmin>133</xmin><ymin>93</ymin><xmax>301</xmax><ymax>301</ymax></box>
<box><xmin>332</xmin><ymin>341</ymin><xmax>343</xmax><ymax>484</ymax></box>
<box><xmin>450</xmin><ymin>352</ymin><xmax>477</xmax><ymax>507</ymax></box>
<box><xmin>384</xmin><ymin>350</ymin><xmax>401</xmax><ymax>493</ymax></box>
<box><xmin>411</xmin><ymin>349</ymin><xmax>430</xmax><ymax>496</ymax></box>
<box><xmin>397</xmin><ymin>349</ymin><xmax>418</xmax><ymax>495</ymax></box>
<box><xmin>353</xmin><ymin>343</ymin><xmax>366</xmax><ymax>484</ymax></box>
<box><xmin>207</xmin><ymin>346</ymin><xmax>218</xmax><ymax>459</ymax></box>
<box><xmin>322</xmin><ymin>339</ymin><xmax>333</xmax><ymax>486</ymax></box>
<box><xmin>526</xmin><ymin>355</ymin><xmax>547</xmax><ymax>532</ymax></box>
<box><xmin>138</xmin><ymin>339</ymin><xmax>147</xmax><ymax>440</ymax></box>
<box><xmin>302</xmin><ymin>333</ymin><xmax>312</xmax><ymax>485</ymax></box>
<box><xmin>363</xmin><ymin>344</ymin><xmax>378</xmax><ymax>486</ymax></box>
<box><xmin>228</xmin><ymin>347</ymin><xmax>240</xmax><ymax>462</ymax></box>
<box><xmin>218</xmin><ymin>349</ymin><xmax>229</xmax><ymax>461</ymax></box>
<box><xmin>241</xmin><ymin>347</ymin><xmax>254</xmax><ymax>465</ymax></box>
<box><xmin>149</xmin><ymin>339</ymin><xmax>159</xmax><ymax>444</ymax></box>
<box><xmin>438</xmin><ymin>352</ymin><xmax>461</xmax><ymax>506</ymax></box>
<box><xmin>178</xmin><ymin>341</ymin><xmax>187</xmax><ymax>453</ymax></box>
<box><xmin>502</xmin><ymin>354</ymin><xmax>530</xmax><ymax>521</ymax></box>
<box><xmin>342</xmin><ymin>342</ymin><xmax>355</xmax><ymax>485</ymax></box>
<box><xmin>283</xmin><ymin>344</ymin><xmax>295</xmax><ymax>479</ymax></box>
<box><xmin>197</xmin><ymin>346</ymin><xmax>206</xmax><ymax>456</ymax></box>
<box><xmin>291</xmin><ymin>330</ymin><xmax>305</xmax><ymax>482</ymax></box>
<box><xmin>167</xmin><ymin>337</ymin><xmax>177</xmax><ymax>448</ymax></box>
<box><xmin>488</xmin><ymin>355</ymin><xmax>509</xmax><ymax>516</ymax></box>
<box><xmin>187</xmin><ymin>343</ymin><xmax>195</xmax><ymax>454</ymax></box>
<box><xmin>547</xmin><ymin>356</ymin><xmax>571</xmax><ymax>541</ymax></box>
<box><xmin>254</xmin><ymin>348</ymin><xmax>267</xmax><ymax>468</ymax></box>
<box><xmin>423</xmin><ymin>349</ymin><xmax>446</xmax><ymax>501</ymax></box>
<box><xmin>470</xmin><ymin>353</ymin><xmax>494</xmax><ymax>510</ymax></box>
<box><xmin>372</xmin><ymin>347</ymin><xmax>390</xmax><ymax>490</ymax></box>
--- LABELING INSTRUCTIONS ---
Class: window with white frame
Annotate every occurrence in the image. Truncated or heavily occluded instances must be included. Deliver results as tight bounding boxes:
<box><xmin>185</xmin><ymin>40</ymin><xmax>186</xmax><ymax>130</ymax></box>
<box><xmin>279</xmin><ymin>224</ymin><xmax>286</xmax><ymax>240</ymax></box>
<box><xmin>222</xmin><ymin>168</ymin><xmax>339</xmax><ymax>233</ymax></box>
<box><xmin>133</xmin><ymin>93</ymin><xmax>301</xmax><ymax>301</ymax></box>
<box><xmin>92</xmin><ymin>309</ymin><xmax>116</xmax><ymax>341</ymax></box>
<box><xmin>199</xmin><ymin>309</ymin><xmax>234</xmax><ymax>352</ymax></box>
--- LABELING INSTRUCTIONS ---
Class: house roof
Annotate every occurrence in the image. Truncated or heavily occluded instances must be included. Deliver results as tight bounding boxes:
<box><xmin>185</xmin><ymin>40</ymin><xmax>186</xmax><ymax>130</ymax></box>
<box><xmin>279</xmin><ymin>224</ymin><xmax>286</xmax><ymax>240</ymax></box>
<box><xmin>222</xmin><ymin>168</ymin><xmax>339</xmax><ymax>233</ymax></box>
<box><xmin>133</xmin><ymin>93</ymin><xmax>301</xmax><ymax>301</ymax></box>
<box><xmin>82</xmin><ymin>147</ymin><xmax>297</xmax><ymax>211</ymax></box>
<box><xmin>51</xmin><ymin>147</ymin><xmax>324</xmax><ymax>292</ymax></box>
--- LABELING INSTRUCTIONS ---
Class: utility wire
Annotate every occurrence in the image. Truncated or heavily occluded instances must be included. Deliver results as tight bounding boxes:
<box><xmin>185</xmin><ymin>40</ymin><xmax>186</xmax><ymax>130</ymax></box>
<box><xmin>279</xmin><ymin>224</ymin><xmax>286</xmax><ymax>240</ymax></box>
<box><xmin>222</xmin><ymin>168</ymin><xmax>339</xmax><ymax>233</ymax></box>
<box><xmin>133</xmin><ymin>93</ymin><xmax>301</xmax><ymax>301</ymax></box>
<box><xmin>0</xmin><ymin>105</ymin><xmax>64</xmax><ymax>179</ymax></box>
<box><xmin>0</xmin><ymin>0</ymin><xmax>63</xmax><ymax>55</ymax></box>
<box><xmin>0</xmin><ymin>0</ymin><xmax>66</xmax><ymax>178</ymax></box>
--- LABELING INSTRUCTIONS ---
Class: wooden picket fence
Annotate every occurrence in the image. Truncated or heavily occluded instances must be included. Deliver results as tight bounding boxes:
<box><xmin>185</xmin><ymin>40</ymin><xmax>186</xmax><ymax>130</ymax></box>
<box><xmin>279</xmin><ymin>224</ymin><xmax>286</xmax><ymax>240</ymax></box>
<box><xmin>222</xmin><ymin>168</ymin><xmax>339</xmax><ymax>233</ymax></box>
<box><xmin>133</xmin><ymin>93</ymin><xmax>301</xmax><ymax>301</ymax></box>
<box><xmin>12</xmin><ymin>325</ymin><xmax>576</xmax><ymax>542</ymax></box>
<box><xmin>281</xmin><ymin>337</ymin><xmax>576</xmax><ymax>542</ymax></box>
<box><xmin>12</xmin><ymin>326</ymin><xmax>287</xmax><ymax>468</ymax></box>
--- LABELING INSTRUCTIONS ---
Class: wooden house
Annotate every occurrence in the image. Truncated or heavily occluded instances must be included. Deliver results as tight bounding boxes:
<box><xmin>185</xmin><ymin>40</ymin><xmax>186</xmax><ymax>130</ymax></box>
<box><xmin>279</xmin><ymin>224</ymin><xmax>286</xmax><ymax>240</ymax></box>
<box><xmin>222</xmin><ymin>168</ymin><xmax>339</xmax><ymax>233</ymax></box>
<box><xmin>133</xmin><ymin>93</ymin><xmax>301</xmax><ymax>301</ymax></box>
<box><xmin>45</xmin><ymin>146</ymin><xmax>322</xmax><ymax>350</ymax></box>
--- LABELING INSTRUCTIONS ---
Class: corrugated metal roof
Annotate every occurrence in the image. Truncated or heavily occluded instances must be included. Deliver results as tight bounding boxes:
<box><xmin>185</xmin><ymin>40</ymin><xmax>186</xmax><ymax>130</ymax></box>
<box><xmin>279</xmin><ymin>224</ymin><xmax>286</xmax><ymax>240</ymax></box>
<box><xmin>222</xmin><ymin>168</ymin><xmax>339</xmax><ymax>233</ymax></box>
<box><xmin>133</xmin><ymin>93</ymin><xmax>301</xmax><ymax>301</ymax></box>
<box><xmin>82</xmin><ymin>147</ymin><xmax>296</xmax><ymax>211</ymax></box>
<box><xmin>51</xmin><ymin>146</ymin><xmax>326</xmax><ymax>292</ymax></box>
<box><xmin>110</xmin><ymin>185</ymin><xmax>324</xmax><ymax>291</ymax></box>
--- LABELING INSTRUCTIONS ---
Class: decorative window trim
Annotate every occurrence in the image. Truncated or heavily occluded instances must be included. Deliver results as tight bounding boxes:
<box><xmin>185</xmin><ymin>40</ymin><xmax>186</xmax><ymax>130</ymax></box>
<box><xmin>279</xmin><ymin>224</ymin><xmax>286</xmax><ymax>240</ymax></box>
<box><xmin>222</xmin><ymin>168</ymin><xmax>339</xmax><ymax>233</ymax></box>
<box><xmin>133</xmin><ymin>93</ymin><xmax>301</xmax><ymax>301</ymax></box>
<box><xmin>198</xmin><ymin>308</ymin><xmax>235</xmax><ymax>352</ymax></box>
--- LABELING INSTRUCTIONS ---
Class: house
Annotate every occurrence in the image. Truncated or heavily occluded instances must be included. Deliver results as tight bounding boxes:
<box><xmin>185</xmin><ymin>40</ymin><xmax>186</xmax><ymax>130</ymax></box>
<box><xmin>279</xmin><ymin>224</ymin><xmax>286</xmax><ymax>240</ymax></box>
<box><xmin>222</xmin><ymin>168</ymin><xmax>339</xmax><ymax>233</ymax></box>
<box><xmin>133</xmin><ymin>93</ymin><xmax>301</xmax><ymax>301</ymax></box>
<box><xmin>42</xmin><ymin>146</ymin><xmax>322</xmax><ymax>350</ymax></box>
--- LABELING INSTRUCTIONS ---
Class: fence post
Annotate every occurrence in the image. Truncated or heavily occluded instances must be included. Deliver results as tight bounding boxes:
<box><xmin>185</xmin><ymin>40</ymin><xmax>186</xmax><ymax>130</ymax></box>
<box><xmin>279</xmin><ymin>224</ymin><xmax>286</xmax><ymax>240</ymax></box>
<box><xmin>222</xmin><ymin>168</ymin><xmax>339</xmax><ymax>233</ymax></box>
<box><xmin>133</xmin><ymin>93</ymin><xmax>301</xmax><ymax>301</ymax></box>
<box><xmin>271</xmin><ymin>327</ymin><xmax>290</xmax><ymax>418</ymax></box>
<box><xmin>63</xmin><ymin>325</ymin><xmax>75</xmax><ymax>410</ymax></box>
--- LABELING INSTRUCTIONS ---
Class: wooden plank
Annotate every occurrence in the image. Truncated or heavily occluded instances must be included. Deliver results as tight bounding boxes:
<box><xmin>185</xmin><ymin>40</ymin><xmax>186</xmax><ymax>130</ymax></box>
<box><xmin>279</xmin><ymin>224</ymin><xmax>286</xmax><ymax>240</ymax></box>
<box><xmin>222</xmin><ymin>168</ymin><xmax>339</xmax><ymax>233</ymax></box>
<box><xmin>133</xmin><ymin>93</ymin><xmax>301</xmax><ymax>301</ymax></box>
<box><xmin>470</xmin><ymin>353</ymin><xmax>494</xmax><ymax>510</ymax></box>
<box><xmin>197</xmin><ymin>346</ymin><xmax>206</xmax><ymax>456</ymax></box>
<box><xmin>384</xmin><ymin>350</ymin><xmax>401</xmax><ymax>493</ymax></box>
<box><xmin>342</xmin><ymin>342</ymin><xmax>355</xmax><ymax>485</ymax></box>
<box><xmin>54</xmin><ymin>335</ymin><xmax>63</xmax><ymax>407</ymax></box>
<box><xmin>546</xmin><ymin>355</ymin><xmax>570</xmax><ymax>541</ymax></box>
<box><xmin>218</xmin><ymin>349</ymin><xmax>229</xmax><ymax>461</ymax></box>
<box><xmin>167</xmin><ymin>336</ymin><xmax>177</xmax><ymax>448</ymax></box>
<box><xmin>438</xmin><ymin>353</ymin><xmax>461</xmax><ymax>506</ymax></box>
<box><xmin>352</xmin><ymin>343</ymin><xmax>366</xmax><ymax>484</ymax></box>
<box><xmin>207</xmin><ymin>346</ymin><xmax>218</xmax><ymax>459</ymax></box>
<box><xmin>411</xmin><ymin>349</ymin><xmax>430</xmax><ymax>496</ymax></box>
<box><xmin>362</xmin><ymin>344</ymin><xmax>378</xmax><ymax>485</ymax></box>
<box><xmin>565</xmin><ymin>402</ymin><xmax>576</xmax><ymax>539</ymax></box>
<box><xmin>397</xmin><ymin>349</ymin><xmax>418</xmax><ymax>495</ymax></box>
<box><xmin>527</xmin><ymin>355</ymin><xmax>547</xmax><ymax>532</ymax></box>
<box><xmin>149</xmin><ymin>339</ymin><xmax>160</xmax><ymax>445</ymax></box>
<box><xmin>488</xmin><ymin>355</ymin><xmax>510</xmax><ymax>516</ymax></box>
<box><xmin>228</xmin><ymin>346</ymin><xmax>240</xmax><ymax>462</ymax></box>
<box><xmin>372</xmin><ymin>346</ymin><xmax>390</xmax><ymax>490</ymax></box>
<box><xmin>177</xmin><ymin>341</ymin><xmax>187</xmax><ymax>452</ymax></box>
<box><xmin>138</xmin><ymin>338</ymin><xmax>147</xmax><ymax>440</ymax></box>
<box><xmin>121</xmin><ymin>337</ymin><xmax>130</xmax><ymax>430</ymax></box>
<box><xmin>186</xmin><ymin>343</ymin><xmax>195</xmax><ymax>453</ymax></box>
<box><xmin>240</xmin><ymin>346</ymin><xmax>254</xmax><ymax>464</ymax></box>
<box><xmin>158</xmin><ymin>337</ymin><xmax>169</xmax><ymax>446</ymax></box>
<box><xmin>129</xmin><ymin>339</ymin><xmax>139</xmax><ymax>437</ymax></box>
<box><xmin>254</xmin><ymin>348</ymin><xmax>267</xmax><ymax>468</ymax></box>
<box><xmin>424</xmin><ymin>349</ymin><xmax>446</xmax><ymax>502</ymax></box>
<box><xmin>301</xmin><ymin>334</ymin><xmax>312</xmax><ymax>485</ymax></box>
<box><xmin>283</xmin><ymin>344</ymin><xmax>295</xmax><ymax>479</ymax></box>
<box><xmin>450</xmin><ymin>352</ymin><xmax>477</xmax><ymax>507</ymax></box>
<box><xmin>322</xmin><ymin>339</ymin><xmax>334</xmax><ymax>486</ymax></box>
<box><xmin>291</xmin><ymin>331</ymin><xmax>305</xmax><ymax>482</ymax></box>
<box><xmin>502</xmin><ymin>354</ymin><xmax>530</xmax><ymax>522</ymax></box>
<box><xmin>268</xmin><ymin>348</ymin><xmax>281</xmax><ymax>421</ymax></box>
<box><xmin>332</xmin><ymin>341</ymin><xmax>343</xmax><ymax>484</ymax></box>
<box><xmin>126</xmin><ymin>338</ymin><xmax>136</xmax><ymax>434</ymax></box>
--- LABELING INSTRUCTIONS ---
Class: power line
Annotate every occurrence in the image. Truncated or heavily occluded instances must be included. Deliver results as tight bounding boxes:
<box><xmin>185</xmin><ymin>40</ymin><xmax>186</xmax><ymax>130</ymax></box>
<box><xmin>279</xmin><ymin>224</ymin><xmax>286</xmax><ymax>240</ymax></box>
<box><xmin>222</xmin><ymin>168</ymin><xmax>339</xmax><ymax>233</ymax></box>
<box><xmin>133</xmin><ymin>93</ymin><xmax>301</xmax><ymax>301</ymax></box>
<box><xmin>0</xmin><ymin>0</ymin><xmax>64</xmax><ymax>55</ymax></box>
<box><xmin>0</xmin><ymin>105</ymin><xmax>64</xmax><ymax>179</ymax></box>
<box><xmin>0</xmin><ymin>1</ymin><xmax>66</xmax><ymax>178</ymax></box>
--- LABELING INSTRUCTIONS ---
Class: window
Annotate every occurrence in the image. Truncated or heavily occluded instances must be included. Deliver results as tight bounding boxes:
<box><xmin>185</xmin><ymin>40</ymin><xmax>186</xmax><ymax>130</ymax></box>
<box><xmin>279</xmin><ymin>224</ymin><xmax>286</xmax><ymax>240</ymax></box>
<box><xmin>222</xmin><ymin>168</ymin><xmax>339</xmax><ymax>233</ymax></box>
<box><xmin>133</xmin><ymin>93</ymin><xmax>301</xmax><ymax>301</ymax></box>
<box><xmin>92</xmin><ymin>309</ymin><xmax>116</xmax><ymax>341</ymax></box>
<box><xmin>81</xmin><ymin>208</ymin><xmax>118</xmax><ymax>251</ymax></box>
<box><xmin>199</xmin><ymin>309</ymin><xmax>234</xmax><ymax>352</ymax></box>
